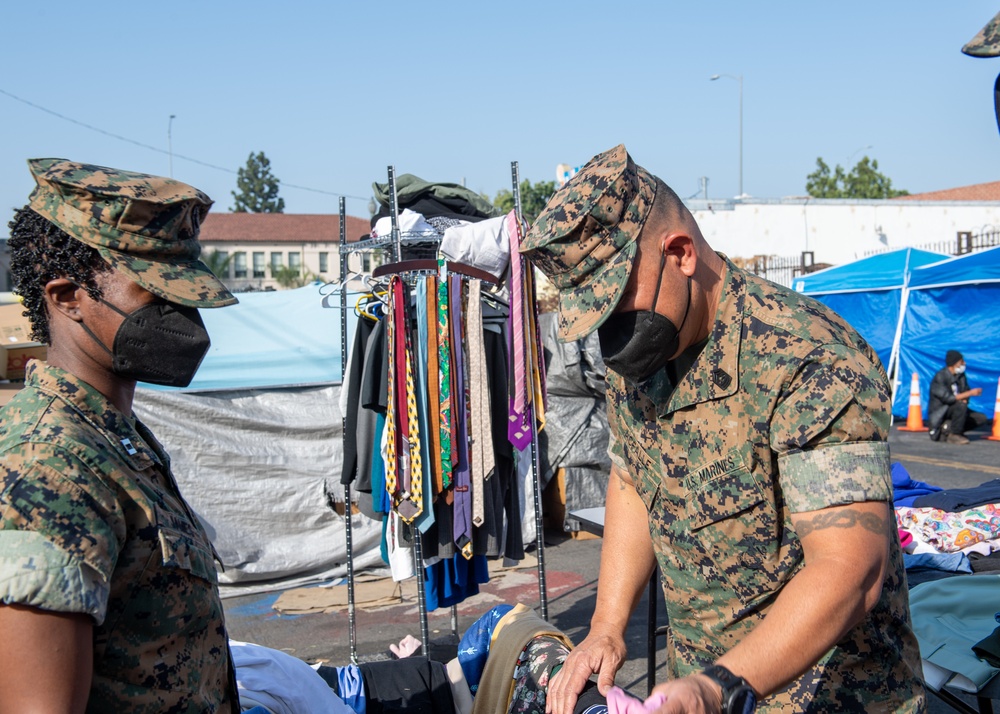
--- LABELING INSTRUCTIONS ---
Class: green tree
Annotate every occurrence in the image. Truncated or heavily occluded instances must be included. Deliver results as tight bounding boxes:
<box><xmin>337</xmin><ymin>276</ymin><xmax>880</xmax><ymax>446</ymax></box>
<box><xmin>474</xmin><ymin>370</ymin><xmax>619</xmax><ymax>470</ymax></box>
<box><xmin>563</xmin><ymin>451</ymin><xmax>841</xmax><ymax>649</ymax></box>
<box><xmin>806</xmin><ymin>156</ymin><xmax>909</xmax><ymax>199</ymax></box>
<box><xmin>201</xmin><ymin>249</ymin><xmax>234</xmax><ymax>278</ymax></box>
<box><xmin>231</xmin><ymin>151</ymin><xmax>286</xmax><ymax>213</ymax></box>
<box><xmin>493</xmin><ymin>179</ymin><xmax>557</xmax><ymax>223</ymax></box>
<box><xmin>272</xmin><ymin>264</ymin><xmax>317</xmax><ymax>289</ymax></box>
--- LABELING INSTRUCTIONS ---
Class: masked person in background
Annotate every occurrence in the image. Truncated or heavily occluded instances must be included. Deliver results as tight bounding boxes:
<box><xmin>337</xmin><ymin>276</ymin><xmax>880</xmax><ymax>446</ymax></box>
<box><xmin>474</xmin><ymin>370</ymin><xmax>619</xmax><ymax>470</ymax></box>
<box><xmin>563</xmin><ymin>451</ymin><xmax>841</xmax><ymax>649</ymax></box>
<box><xmin>927</xmin><ymin>350</ymin><xmax>989</xmax><ymax>445</ymax></box>
<box><xmin>521</xmin><ymin>145</ymin><xmax>925</xmax><ymax>714</ymax></box>
<box><xmin>0</xmin><ymin>160</ymin><xmax>239</xmax><ymax>712</ymax></box>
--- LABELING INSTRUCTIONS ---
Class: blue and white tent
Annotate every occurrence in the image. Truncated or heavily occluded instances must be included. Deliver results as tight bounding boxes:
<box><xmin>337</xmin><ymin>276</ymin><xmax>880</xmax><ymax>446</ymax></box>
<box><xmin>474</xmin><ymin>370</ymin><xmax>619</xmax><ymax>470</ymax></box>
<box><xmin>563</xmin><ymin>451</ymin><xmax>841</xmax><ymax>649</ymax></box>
<box><xmin>141</xmin><ymin>282</ymin><xmax>348</xmax><ymax>392</ymax></box>
<box><xmin>793</xmin><ymin>248</ymin><xmax>946</xmax><ymax>372</ymax></box>
<box><xmin>891</xmin><ymin>246</ymin><xmax>1000</xmax><ymax>419</ymax></box>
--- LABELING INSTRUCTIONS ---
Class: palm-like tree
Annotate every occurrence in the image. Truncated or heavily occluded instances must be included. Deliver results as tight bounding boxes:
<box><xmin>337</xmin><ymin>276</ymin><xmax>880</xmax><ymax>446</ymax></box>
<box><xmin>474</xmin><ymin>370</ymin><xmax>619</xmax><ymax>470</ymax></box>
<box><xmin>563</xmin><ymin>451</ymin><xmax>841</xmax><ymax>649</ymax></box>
<box><xmin>202</xmin><ymin>249</ymin><xmax>235</xmax><ymax>278</ymax></box>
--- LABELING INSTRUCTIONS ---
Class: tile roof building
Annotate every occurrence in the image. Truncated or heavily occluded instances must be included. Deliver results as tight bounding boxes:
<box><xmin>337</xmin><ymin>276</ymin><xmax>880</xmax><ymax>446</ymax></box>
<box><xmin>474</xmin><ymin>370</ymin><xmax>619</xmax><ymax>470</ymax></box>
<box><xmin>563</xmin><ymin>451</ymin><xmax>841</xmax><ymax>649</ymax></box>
<box><xmin>197</xmin><ymin>213</ymin><xmax>374</xmax><ymax>292</ymax></box>
<box><xmin>892</xmin><ymin>181</ymin><xmax>1000</xmax><ymax>202</ymax></box>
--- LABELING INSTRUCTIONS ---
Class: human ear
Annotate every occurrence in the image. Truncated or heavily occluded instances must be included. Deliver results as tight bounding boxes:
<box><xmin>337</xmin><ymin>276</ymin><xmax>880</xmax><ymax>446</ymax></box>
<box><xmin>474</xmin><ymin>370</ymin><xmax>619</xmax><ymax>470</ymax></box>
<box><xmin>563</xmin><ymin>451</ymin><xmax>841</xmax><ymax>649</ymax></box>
<box><xmin>44</xmin><ymin>279</ymin><xmax>85</xmax><ymax>323</ymax></box>
<box><xmin>660</xmin><ymin>233</ymin><xmax>696</xmax><ymax>275</ymax></box>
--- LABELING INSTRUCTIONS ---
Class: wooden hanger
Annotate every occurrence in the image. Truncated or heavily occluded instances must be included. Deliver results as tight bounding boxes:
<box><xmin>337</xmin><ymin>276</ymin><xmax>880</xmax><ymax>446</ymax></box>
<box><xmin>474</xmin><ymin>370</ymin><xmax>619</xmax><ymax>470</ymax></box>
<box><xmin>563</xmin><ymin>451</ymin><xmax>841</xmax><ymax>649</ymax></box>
<box><xmin>371</xmin><ymin>259</ymin><xmax>499</xmax><ymax>286</ymax></box>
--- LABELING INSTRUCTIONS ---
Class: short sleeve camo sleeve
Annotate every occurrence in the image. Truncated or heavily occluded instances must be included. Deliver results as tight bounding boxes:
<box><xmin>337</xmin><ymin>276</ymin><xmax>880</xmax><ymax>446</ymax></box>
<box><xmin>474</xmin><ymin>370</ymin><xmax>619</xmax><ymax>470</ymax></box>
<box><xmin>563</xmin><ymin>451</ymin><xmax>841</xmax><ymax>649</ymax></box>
<box><xmin>770</xmin><ymin>343</ymin><xmax>893</xmax><ymax>513</ymax></box>
<box><xmin>605</xmin><ymin>371</ymin><xmax>631</xmax><ymax>474</ymax></box>
<box><xmin>0</xmin><ymin>444</ymin><xmax>119</xmax><ymax>624</ymax></box>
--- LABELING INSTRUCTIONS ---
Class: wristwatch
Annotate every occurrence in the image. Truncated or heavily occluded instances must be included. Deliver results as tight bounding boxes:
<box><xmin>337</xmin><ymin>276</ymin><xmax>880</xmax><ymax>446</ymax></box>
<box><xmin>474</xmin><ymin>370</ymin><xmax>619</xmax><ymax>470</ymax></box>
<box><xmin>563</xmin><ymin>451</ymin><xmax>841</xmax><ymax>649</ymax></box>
<box><xmin>700</xmin><ymin>664</ymin><xmax>757</xmax><ymax>714</ymax></box>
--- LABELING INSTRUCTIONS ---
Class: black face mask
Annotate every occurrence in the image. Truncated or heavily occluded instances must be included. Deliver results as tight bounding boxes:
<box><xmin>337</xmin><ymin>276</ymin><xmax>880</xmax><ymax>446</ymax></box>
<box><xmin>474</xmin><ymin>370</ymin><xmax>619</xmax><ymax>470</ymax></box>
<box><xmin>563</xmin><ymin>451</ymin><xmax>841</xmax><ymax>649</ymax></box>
<box><xmin>81</xmin><ymin>297</ymin><xmax>211</xmax><ymax>388</ymax></box>
<box><xmin>598</xmin><ymin>251</ymin><xmax>691</xmax><ymax>385</ymax></box>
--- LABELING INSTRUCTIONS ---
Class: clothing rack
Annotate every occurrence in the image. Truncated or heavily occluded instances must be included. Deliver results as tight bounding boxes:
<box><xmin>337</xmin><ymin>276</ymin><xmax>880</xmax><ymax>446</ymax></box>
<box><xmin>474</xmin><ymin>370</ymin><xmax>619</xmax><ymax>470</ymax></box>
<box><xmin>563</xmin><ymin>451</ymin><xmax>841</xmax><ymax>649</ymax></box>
<box><xmin>336</xmin><ymin>164</ymin><xmax>548</xmax><ymax>663</ymax></box>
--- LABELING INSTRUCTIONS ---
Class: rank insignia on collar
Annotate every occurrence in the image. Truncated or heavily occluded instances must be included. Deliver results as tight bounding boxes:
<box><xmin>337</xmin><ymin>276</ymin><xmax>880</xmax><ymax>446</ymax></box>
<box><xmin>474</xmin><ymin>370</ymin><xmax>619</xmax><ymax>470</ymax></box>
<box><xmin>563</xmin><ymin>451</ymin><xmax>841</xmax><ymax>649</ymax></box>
<box><xmin>120</xmin><ymin>437</ymin><xmax>138</xmax><ymax>456</ymax></box>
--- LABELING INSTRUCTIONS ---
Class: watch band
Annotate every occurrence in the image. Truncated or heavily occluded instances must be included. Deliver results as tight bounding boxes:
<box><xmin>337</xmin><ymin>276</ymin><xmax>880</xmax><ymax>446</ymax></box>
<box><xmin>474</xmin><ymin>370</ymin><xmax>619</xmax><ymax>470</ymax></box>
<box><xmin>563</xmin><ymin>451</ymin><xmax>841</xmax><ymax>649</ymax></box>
<box><xmin>701</xmin><ymin>664</ymin><xmax>757</xmax><ymax>714</ymax></box>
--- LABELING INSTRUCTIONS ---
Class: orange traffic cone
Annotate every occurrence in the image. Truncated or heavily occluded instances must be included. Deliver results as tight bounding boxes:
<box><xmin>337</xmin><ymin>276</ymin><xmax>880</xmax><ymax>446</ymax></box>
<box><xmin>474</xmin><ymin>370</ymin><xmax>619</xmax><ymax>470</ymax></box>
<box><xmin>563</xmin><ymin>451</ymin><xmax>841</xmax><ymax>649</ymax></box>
<box><xmin>986</xmin><ymin>376</ymin><xmax>1000</xmax><ymax>441</ymax></box>
<box><xmin>898</xmin><ymin>372</ymin><xmax>929</xmax><ymax>432</ymax></box>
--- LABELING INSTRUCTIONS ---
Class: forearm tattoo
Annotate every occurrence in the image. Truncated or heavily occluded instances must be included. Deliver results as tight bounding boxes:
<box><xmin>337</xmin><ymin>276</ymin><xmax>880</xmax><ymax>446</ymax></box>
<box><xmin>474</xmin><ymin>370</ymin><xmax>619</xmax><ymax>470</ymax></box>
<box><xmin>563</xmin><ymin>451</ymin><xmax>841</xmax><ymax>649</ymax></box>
<box><xmin>795</xmin><ymin>509</ymin><xmax>887</xmax><ymax>539</ymax></box>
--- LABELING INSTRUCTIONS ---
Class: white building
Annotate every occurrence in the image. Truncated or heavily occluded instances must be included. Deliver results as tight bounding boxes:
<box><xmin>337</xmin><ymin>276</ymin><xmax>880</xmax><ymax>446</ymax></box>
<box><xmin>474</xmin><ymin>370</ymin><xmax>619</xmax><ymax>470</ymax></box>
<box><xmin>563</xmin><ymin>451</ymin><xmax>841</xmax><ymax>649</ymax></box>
<box><xmin>686</xmin><ymin>180</ymin><xmax>1000</xmax><ymax>285</ymax></box>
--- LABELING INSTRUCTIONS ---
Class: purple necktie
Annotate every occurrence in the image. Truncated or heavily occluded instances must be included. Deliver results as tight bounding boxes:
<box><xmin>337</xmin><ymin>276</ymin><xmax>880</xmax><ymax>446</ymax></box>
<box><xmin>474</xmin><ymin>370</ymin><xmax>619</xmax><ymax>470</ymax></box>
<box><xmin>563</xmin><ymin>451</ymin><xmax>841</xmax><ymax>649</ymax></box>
<box><xmin>449</xmin><ymin>275</ymin><xmax>473</xmax><ymax>558</ymax></box>
<box><xmin>507</xmin><ymin>212</ymin><xmax>533</xmax><ymax>451</ymax></box>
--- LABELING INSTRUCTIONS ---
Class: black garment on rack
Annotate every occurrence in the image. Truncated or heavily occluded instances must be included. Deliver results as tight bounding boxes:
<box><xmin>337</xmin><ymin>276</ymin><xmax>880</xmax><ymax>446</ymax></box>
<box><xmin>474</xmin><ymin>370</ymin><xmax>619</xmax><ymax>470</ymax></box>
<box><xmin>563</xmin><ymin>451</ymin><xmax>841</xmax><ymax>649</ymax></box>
<box><xmin>472</xmin><ymin>327</ymin><xmax>522</xmax><ymax>560</ymax></box>
<box><xmin>354</xmin><ymin>323</ymin><xmax>383</xmax><ymax>496</ymax></box>
<box><xmin>361</xmin><ymin>317</ymin><xmax>389</xmax><ymax>413</ymax></box>
<box><xmin>341</xmin><ymin>317</ymin><xmax>377</xmax><ymax>485</ymax></box>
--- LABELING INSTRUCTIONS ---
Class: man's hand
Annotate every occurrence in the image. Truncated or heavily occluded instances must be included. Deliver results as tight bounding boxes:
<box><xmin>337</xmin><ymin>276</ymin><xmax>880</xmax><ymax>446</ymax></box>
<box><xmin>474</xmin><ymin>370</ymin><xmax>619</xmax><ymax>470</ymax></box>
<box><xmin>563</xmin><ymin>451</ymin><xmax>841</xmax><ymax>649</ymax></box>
<box><xmin>545</xmin><ymin>624</ymin><xmax>627</xmax><ymax>714</ymax></box>
<box><xmin>647</xmin><ymin>674</ymin><xmax>724</xmax><ymax>714</ymax></box>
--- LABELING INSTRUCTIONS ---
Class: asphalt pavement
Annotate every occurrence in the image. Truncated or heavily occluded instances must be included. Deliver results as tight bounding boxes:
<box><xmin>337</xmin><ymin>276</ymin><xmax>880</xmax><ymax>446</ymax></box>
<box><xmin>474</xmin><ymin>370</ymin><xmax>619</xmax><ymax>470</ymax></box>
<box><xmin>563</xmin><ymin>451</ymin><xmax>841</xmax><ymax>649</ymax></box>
<box><xmin>223</xmin><ymin>421</ymin><xmax>1000</xmax><ymax>711</ymax></box>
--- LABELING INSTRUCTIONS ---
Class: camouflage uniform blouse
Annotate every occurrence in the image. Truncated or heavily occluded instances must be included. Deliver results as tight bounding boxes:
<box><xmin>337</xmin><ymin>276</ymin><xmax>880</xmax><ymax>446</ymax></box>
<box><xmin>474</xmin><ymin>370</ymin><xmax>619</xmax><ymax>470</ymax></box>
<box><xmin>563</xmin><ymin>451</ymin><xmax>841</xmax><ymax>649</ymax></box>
<box><xmin>606</xmin><ymin>259</ymin><xmax>925</xmax><ymax>712</ymax></box>
<box><xmin>0</xmin><ymin>361</ymin><xmax>238</xmax><ymax>713</ymax></box>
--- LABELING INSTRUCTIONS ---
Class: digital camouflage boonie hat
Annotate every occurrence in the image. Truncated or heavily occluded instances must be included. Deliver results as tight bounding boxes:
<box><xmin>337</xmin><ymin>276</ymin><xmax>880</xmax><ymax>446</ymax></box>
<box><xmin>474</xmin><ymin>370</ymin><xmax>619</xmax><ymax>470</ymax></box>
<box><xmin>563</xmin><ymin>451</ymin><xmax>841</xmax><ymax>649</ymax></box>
<box><xmin>963</xmin><ymin>10</ymin><xmax>1000</xmax><ymax>57</ymax></box>
<box><xmin>27</xmin><ymin>158</ymin><xmax>237</xmax><ymax>308</ymax></box>
<box><xmin>520</xmin><ymin>144</ymin><xmax>656</xmax><ymax>342</ymax></box>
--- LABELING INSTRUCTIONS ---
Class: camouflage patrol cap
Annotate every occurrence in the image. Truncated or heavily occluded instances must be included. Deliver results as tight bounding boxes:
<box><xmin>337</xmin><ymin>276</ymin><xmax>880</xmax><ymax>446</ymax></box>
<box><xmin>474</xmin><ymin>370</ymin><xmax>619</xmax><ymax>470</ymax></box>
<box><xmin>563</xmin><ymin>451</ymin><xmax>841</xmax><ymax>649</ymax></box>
<box><xmin>27</xmin><ymin>158</ymin><xmax>237</xmax><ymax>308</ymax></box>
<box><xmin>963</xmin><ymin>11</ymin><xmax>1000</xmax><ymax>57</ymax></box>
<box><xmin>520</xmin><ymin>144</ymin><xmax>656</xmax><ymax>341</ymax></box>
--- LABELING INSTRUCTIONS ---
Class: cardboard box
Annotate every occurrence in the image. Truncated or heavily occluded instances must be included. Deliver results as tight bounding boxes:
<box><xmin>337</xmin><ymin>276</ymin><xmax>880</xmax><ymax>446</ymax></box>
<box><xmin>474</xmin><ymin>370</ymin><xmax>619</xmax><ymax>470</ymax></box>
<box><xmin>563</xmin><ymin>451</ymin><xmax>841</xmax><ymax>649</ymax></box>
<box><xmin>0</xmin><ymin>382</ymin><xmax>24</xmax><ymax>407</ymax></box>
<box><xmin>0</xmin><ymin>303</ymin><xmax>46</xmax><ymax>380</ymax></box>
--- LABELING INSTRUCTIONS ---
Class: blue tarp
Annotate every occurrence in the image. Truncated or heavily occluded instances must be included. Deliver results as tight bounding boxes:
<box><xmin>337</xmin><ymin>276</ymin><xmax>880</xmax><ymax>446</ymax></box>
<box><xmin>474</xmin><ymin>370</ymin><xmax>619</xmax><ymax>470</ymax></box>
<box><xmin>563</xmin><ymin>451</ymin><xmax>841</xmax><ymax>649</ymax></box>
<box><xmin>142</xmin><ymin>282</ymin><xmax>348</xmax><ymax>392</ymax></box>
<box><xmin>891</xmin><ymin>246</ymin><xmax>1000</xmax><ymax>419</ymax></box>
<box><xmin>793</xmin><ymin>248</ymin><xmax>946</xmax><ymax>294</ymax></box>
<box><xmin>793</xmin><ymin>248</ymin><xmax>946</xmax><ymax>370</ymax></box>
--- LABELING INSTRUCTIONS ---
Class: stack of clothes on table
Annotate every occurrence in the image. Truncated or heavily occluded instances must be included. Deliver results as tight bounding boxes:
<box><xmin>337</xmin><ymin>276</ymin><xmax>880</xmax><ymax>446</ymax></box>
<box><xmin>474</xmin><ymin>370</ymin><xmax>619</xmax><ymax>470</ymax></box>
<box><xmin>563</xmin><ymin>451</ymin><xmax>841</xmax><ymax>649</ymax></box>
<box><xmin>892</xmin><ymin>463</ymin><xmax>1000</xmax><ymax>587</ymax></box>
<box><xmin>893</xmin><ymin>463</ymin><xmax>1000</xmax><ymax>694</ymax></box>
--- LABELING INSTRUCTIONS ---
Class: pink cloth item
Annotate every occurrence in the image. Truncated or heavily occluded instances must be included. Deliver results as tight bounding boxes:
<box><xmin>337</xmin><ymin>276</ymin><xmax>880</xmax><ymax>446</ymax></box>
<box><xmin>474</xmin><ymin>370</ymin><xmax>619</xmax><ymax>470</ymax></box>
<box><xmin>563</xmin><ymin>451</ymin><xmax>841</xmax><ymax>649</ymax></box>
<box><xmin>607</xmin><ymin>686</ymin><xmax>666</xmax><ymax>713</ymax></box>
<box><xmin>898</xmin><ymin>529</ymin><xmax>913</xmax><ymax>548</ymax></box>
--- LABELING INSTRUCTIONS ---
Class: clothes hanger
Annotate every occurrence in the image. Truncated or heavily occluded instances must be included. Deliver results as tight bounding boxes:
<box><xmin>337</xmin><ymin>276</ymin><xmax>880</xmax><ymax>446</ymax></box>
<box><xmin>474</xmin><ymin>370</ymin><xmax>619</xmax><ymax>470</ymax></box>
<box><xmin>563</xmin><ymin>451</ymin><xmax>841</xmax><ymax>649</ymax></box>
<box><xmin>371</xmin><ymin>259</ymin><xmax>499</xmax><ymax>286</ymax></box>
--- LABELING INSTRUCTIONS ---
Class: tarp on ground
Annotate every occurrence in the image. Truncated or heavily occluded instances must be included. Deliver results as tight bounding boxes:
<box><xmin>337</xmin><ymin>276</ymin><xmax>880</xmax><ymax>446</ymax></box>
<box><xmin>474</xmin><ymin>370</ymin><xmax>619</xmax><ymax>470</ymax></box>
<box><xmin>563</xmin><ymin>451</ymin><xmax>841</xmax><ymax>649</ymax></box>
<box><xmin>793</xmin><ymin>248</ymin><xmax>947</xmax><ymax>371</ymax></box>
<box><xmin>133</xmin><ymin>383</ymin><xmax>384</xmax><ymax>597</ymax></box>
<box><xmin>891</xmin><ymin>245</ymin><xmax>1000</xmax><ymax>420</ymax></box>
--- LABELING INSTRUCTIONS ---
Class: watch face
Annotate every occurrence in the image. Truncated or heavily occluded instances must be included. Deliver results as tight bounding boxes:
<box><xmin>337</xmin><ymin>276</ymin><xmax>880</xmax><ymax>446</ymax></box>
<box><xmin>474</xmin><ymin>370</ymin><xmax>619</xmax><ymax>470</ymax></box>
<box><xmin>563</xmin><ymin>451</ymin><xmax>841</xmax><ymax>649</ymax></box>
<box><xmin>731</xmin><ymin>687</ymin><xmax>757</xmax><ymax>714</ymax></box>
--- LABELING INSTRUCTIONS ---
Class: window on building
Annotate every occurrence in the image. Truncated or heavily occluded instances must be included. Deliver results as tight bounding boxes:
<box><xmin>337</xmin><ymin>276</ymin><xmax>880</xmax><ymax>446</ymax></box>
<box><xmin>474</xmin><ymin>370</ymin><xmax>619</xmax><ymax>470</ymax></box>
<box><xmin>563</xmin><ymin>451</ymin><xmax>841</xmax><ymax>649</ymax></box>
<box><xmin>288</xmin><ymin>252</ymin><xmax>301</xmax><ymax>275</ymax></box>
<box><xmin>271</xmin><ymin>252</ymin><xmax>282</xmax><ymax>274</ymax></box>
<box><xmin>234</xmin><ymin>251</ymin><xmax>247</xmax><ymax>279</ymax></box>
<box><xmin>318</xmin><ymin>252</ymin><xmax>329</xmax><ymax>274</ymax></box>
<box><xmin>361</xmin><ymin>253</ymin><xmax>372</xmax><ymax>272</ymax></box>
<box><xmin>252</xmin><ymin>252</ymin><xmax>265</xmax><ymax>279</ymax></box>
<box><xmin>214</xmin><ymin>250</ymin><xmax>230</xmax><ymax>278</ymax></box>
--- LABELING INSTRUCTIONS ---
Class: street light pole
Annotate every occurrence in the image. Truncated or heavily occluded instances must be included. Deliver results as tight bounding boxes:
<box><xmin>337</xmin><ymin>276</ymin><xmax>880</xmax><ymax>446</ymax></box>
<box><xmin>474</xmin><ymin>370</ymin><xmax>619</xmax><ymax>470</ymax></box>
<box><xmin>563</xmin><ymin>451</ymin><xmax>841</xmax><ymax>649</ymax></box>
<box><xmin>710</xmin><ymin>74</ymin><xmax>743</xmax><ymax>197</ymax></box>
<box><xmin>168</xmin><ymin>114</ymin><xmax>176</xmax><ymax>178</ymax></box>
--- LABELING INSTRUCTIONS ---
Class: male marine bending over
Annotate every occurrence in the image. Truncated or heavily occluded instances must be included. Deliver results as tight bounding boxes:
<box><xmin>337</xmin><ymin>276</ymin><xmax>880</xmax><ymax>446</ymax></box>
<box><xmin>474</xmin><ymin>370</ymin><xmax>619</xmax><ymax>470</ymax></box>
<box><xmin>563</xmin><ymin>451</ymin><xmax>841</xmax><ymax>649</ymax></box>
<box><xmin>521</xmin><ymin>145</ymin><xmax>925</xmax><ymax>714</ymax></box>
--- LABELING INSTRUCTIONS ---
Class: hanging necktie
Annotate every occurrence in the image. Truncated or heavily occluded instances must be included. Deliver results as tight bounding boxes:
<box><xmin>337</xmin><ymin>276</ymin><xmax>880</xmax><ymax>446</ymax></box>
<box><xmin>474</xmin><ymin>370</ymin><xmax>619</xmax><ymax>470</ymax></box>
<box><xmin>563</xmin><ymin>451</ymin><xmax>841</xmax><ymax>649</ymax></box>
<box><xmin>394</xmin><ymin>277</ymin><xmax>423</xmax><ymax>523</ymax></box>
<box><xmin>413</xmin><ymin>277</ymin><xmax>435</xmax><ymax>533</ymax></box>
<box><xmin>467</xmin><ymin>279</ymin><xmax>494</xmax><ymax>528</ymax></box>
<box><xmin>450</xmin><ymin>274</ymin><xmax>473</xmax><ymax>559</ymax></box>
<box><xmin>425</xmin><ymin>276</ymin><xmax>444</xmax><ymax>497</ymax></box>
<box><xmin>384</xmin><ymin>280</ymin><xmax>399</xmax><ymax>502</ymax></box>
<box><xmin>523</xmin><ymin>238</ymin><xmax>547</xmax><ymax>432</ymax></box>
<box><xmin>436</xmin><ymin>260</ymin><xmax>454</xmax><ymax>490</ymax></box>
<box><xmin>507</xmin><ymin>211</ymin><xmax>533</xmax><ymax>451</ymax></box>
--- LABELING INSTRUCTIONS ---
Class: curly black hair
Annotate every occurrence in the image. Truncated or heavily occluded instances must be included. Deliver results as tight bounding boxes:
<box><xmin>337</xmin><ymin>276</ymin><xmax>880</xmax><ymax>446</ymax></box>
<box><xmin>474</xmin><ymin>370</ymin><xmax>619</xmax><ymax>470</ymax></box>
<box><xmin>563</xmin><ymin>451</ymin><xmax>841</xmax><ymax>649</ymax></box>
<box><xmin>7</xmin><ymin>205</ymin><xmax>109</xmax><ymax>344</ymax></box>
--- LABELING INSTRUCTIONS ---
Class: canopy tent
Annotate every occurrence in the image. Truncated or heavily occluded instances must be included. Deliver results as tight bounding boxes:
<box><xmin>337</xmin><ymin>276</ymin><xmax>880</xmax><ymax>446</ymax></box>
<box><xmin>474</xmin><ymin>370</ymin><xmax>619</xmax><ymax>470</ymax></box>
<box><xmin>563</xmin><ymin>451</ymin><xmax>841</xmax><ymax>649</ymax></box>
<box><xmin>142</xmin><ymin>282</ymin><xmax>347</xmax><ymax>393</ymax></box>
<box><xmin>891</xmin><ymin>245</ymin><xmax>1000</xmax><ymax>420</ymax></box>
<box><xmin>793</xmin><ymin>248</ymin><xmax>947</xmax><ymax>371</ymax></box>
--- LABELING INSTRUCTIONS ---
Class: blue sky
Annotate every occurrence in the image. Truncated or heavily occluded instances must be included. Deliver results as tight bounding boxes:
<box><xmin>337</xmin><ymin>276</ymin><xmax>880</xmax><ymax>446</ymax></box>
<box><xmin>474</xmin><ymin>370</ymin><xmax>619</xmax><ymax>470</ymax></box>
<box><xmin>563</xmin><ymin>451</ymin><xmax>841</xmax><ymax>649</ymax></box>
<box><xmin>2</xmin><ymin>1</ymin><xmax>999</xmax><ymax>226</ymax></box>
